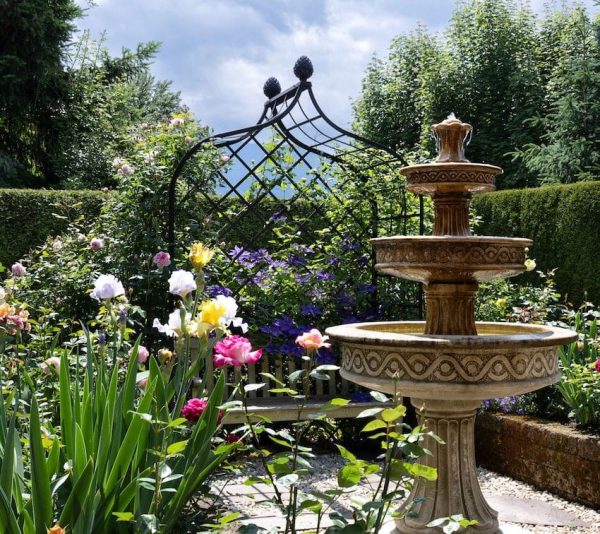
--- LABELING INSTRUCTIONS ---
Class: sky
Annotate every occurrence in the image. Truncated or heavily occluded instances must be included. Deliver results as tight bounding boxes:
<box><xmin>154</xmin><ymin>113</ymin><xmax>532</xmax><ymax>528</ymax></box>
<box><xmin>75</xmin><ymin>0</ymin><xmax>599</xmax><ymax>135</ymax></box>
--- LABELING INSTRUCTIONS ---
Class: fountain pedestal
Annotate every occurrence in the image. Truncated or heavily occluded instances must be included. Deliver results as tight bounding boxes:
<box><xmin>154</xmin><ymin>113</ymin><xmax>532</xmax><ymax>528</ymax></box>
<box><xmin>398</xmin><ymin>399</ymin><xmax>498</xmax><ymax>533</ymax></box>
<box><xmin>326</xmin><ymin>115</ymin><xmax>576</xmax><ymax>533</ymax></box>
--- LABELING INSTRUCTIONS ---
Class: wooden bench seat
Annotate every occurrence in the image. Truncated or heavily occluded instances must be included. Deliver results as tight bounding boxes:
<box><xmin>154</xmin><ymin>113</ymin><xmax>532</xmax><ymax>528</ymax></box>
<box><xmin>222</xmin><ymin>397</ymin><xmax>386</xmax><ymax>424</ymax></box>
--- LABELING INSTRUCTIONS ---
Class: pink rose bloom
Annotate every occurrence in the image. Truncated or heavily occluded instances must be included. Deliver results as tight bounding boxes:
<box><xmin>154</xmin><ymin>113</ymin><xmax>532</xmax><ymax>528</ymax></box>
<box><xmin>137</xmin><ymin>377</ymin><xmax>148</xmax><ymax>389</ymax></box>
<box><xmin>181</xmin><ymin>398</ymin><xmax>208</xmax><ymax>422</ymax></box>
<box><xmin>595</xmin><ymin>358</ymin><xmax>600</xmax><ymax>373</ymax></box>
<box><xmin>184</xmin><ymin>135</ymin><xmax>193</xmax><ymax>143</ymax></box>
<box><xmin>11</xmin><ymin>262</ymin><xmax>26</xmax><ymax>277</ymax></box>
<box><xmin>296</xmin><ymin>329</ymin><xmax>331</xmax><ymax>351</ymax></box>
<box><xmin>181</xmin><ymin>398</ymin><xmax>222</xmax><ymax>424</ymax></box>
<box><xmin>214</xmin><ymin>335</ymin><xmax>262</xmax><ymax>368</ymax></box>
<box><xmin>170</xmin><ymin>118</ymin><xmax>184</xmax><ymax>128</ymax></box>
<box><xmin>219</xmin><ymin>153</ymin><xmax>230</xmax><ymax>163</ymax></box>
<box><xmin>41</xmin><ymin>356</ymin><xmax>61</xmax><ymax>376</ymax></box>
<box><xmin>90</xmin><ymin>237</ymin><xmax>104</xmax><ymax>251</ymax></box>
<box><xmin>131</xmin><ymin>345</ymin><xmax>149</xmax><ymax>364</ymax></box>
<box><xmin>153</xmin><ymin>251</ymin><xmax>171</xmax><ymax>268</ymax></box>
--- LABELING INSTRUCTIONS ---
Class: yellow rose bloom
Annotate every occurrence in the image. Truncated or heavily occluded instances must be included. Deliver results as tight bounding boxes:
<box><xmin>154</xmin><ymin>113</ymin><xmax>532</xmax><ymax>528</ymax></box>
<box><xmin>189</xmin><ymin>243</ymin><xmax>214</xmax><ymax>270</ymax></box>
<box><xmin>199</xmin><ymin>299</ymin><xmax>226</xmax><ymax>327</ymax></box>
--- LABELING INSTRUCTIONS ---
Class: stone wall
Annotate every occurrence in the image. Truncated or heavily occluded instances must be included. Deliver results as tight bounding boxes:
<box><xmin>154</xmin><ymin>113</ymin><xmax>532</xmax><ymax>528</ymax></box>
<box><xmin>475</xmin><ymin>413</ymin><xmax>600</xmax><ymax>509</ymax></box>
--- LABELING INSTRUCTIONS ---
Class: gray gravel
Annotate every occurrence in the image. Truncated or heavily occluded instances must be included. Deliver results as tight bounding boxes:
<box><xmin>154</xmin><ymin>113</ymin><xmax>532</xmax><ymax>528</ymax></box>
<box><xmin>213</xmin><ymin>454</ymin><xmax>600</xmax><ymax>532</ymax></box>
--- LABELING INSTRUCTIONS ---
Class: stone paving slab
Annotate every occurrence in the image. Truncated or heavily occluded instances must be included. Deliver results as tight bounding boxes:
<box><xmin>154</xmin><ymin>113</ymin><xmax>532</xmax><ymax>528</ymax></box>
<box><xmin>218</xmin><ymin>481</ymin><xmax>593</xmax><ymax>531</ymax></box>
<box><xmin>220</xmin><ymin>479</ymin><xmax>592</xmax><ymax>528</ymax></box>
<box><xmin>486</xmin><ymin>494</ymin><xmax>592</xmax><ymax>527</ymax></box>
<box><xmin>378</xmin><ymin>520</ymin><xmax>534</xmax><ymax>533</ymax></box>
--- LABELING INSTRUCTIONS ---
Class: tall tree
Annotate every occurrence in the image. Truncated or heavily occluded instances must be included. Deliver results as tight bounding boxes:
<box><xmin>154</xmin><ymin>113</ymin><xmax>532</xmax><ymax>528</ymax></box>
<box><xmin>354</xmin><ymin>0</ymin><xmax>586</xmax><ymax>188</ymax></box>
<box><xmin>54</xmin><ymin>35</ymin><xmax>181</xmax><ymax>188</ymax></box>
<box><xmin>516</xmin><ymin>7</ymin><xmax>600</xmax><ymax>184</ymax></box>
<box><xmin>440</xmin><ymin>0</ymin><xmax>544</xmax><ymax>187</ymax></box>
<box><xmin>353</xmin><ymin>26</ymin><xmax>444</xmax><ymax>161</ymax></box>
<box><xmin>0</xmin><ymin>0</ymin><xmax>81</xmax><ymax>186</ymax></box>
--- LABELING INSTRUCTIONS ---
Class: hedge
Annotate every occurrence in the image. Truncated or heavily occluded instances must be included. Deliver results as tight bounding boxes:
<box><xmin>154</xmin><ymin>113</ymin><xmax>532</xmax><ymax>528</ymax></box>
<box><xmin>473</xmin><ymin>181</ymin><xmax>600</xmax><ymax>306</ymax></box>
<box><xmin>16</xmin><ymin>183</ymin><xmax>593</xmax><ymax>310</ymax></box>
<box><xmin>0</xmin><ymin>189</ymin><xmax>104</xmax><ymax>268</ymax></box>
<box><xmin>0</xmin><ymin>189</ymin><xmax>371</xmax><ymax>270</ymax></box>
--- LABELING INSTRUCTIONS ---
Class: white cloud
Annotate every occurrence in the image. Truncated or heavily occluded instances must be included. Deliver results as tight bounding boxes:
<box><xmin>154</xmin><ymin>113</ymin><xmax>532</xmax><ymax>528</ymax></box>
<box><xmin>75</xmin><ymin>0</ymin><xmax>599</xmax><ymax>134</ymax></box>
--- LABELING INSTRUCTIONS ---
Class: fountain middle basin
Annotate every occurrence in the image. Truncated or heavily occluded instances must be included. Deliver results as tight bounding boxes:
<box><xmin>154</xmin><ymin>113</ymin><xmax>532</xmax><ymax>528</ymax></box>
<box><xmin>326</xmin><ymin>321</ymin><xmax>576</xmax><ymax>400</ymax></box>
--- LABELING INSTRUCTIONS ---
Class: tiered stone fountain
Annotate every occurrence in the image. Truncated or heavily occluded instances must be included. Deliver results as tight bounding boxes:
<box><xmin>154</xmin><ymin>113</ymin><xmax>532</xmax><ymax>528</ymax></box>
<box><xmin>326</xmin><ymin>115</ymin><xmax>576</xmax><ymax>533</ymax></box>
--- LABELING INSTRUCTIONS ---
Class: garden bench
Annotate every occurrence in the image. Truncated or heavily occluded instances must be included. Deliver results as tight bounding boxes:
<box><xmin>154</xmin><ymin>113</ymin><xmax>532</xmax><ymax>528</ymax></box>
<box><xmin>194</xmin><ymin>343</ymin><xmax>385</xmax><ymax>423</ymax></box>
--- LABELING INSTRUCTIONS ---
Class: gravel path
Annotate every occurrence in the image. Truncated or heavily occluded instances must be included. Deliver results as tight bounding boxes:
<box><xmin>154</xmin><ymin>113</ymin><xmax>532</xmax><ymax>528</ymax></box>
<box><xmin>212</xmin><ymin>454</ymin><xmax>600</xmax><ymax>533</ymax></box>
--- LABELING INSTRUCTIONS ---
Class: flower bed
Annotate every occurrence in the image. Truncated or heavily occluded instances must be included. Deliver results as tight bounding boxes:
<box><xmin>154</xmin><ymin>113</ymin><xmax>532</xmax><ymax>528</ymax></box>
<box><xmin>475</xmin><ymin>412</ymin><xmax>600</xmax><ymax>508</ymax></box>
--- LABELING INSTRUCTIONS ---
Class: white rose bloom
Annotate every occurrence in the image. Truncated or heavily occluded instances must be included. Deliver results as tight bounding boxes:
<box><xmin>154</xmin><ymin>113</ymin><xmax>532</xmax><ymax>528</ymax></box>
<box><xmin>153</xmin><ymin>309</ymin><xmax>189</xmax><ymax>337</ymax></box>
<box><xmin>90</xmin><ymin>274</ymin><xmax>125</xmax><ymax>301</ymax></box>
<box><xmin>168</xmin><ymin>270</ymin><xmax>196</xmax><ymax>297</ymax></box>
<box><xmin>524</xmin><ymin>259</ymin><xmax>536</xmax><ymax>272</ymax></box>
<box><xmin>0</xmin><ymin>286</ymin><xmax>5</xmax><ymax>304</ymax></box>
<box><xmin>215</xmin><ymin>295</ymin><xmax>248</xmax><ymax>332</ymax></box>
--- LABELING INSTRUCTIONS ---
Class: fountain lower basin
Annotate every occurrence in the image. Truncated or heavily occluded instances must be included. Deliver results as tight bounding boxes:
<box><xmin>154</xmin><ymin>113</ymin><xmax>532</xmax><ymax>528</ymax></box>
<box><xmin>325</xmin><ymin>321</ymin><xmax>576</xmax><ymax>399</ymax></box>
<box><xmin>326</xmin><ymin>321</ymin><xmax>576</xmax><ymax>533</ymax></box>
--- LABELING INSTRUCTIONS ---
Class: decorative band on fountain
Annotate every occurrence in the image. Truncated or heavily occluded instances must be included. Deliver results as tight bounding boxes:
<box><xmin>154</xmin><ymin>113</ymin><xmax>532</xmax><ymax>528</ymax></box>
<box><xmin>326</xmin><ymin>114</ymin><xmax>576</xmax><ymax>533</ymax></box>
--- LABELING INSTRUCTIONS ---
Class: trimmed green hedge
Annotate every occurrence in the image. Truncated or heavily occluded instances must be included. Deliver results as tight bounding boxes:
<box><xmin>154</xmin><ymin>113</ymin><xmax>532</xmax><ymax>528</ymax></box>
<box><xmin>13</xmin><ymin>183</ymin><xmax>594</xmax><ymax>309</ymax></box>
<box><xmin>0</xmin><ymin>189</ymin><xmax>104</xmax><ymax>268</ymax></box>
<box><xmin>473</xmin><ymin>182</ymin><xmax>600</xmax><ymax>306</ymax></box>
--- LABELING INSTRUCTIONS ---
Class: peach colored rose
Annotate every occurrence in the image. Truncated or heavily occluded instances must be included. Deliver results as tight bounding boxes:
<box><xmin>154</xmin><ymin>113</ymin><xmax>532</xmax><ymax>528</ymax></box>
<box><xmin>295</xmin><ymin>329</ymin><xmax>331</xmax><ymax>351</ymax></box>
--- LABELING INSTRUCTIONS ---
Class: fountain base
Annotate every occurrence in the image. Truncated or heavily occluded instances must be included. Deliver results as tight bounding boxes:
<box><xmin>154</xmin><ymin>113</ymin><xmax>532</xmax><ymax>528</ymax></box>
<box><xmin>396</xmin><ymin>399</ymin><xmax>498</xmax><ymax>533</ymax></box>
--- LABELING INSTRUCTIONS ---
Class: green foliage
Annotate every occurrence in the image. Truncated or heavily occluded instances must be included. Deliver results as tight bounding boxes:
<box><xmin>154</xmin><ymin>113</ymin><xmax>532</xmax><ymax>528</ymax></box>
<box><xmin>0</xmin><ymin>2</ymin><xmax>181</xmax><ymax>188</ymax></box>
<box><xmin>556</xmin><ymin>308</ymin><xmax>600</xmax><ymax>427</ymax></box>
<box><xmin>513</xmin><ymin>7</ymin><xmax>600</xmax><ymax>184</ymax></box>
<box><xmin>0</xmin><ymin>256</ymin><xmax>244</xmax><ymax>533</ymax></box>
<box><xmin>0</xmin><ymin>0</ymin><xmax>81</xmax><ymax>185</ymax></box>
<box><xmin>240</xmin><ymin>350</ymin><xmax>437</xmax><ymax>533</ymax></box>
<box><xmin>0</xmin><ymin>348</ymin><xmax>232</xmax><ymax>533</ymax></box>
<box><xmin>354</xmin><ymin>0</ymin><xmax>600</xmax><ymax>188</ymax></box>
<box><xmin>0</xmin><ymin>189</ymin><xmax>103</xmax><ymax>269</ymax></box>
<box><xmin>12</xmin><ymin>113</ymin><xmax>217</xmax><ymax>329</ymax></box>
<box><xmin>477</xmin><ymin>270</ymin><xmax>600</xmax><ymax>430</ymax></box>
<box><xmin>55</xmin><ymin>34</ymin><xmax>182</xmax><ymax>189</ymax></box>
<box><xmin>353</xmin><ymin>26</ymin><xmax>443</xmax><ymax>157</ymax></box>
<box><xmin>473</xmin><ymin>181</ymin><xmax>600</xmax><ymax>305</ymax></box>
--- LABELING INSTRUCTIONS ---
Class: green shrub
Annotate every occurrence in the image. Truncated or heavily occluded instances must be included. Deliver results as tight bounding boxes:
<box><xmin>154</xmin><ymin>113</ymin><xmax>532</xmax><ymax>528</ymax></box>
<box><xmin>473</xmin><ymin>181</ymin><xmax>600</xmax><ymax>305</ymax></box>
<box><xmin>0</xmin><ymin>189</ymin><xmax>104</xmax><ymax>268</ymax></box>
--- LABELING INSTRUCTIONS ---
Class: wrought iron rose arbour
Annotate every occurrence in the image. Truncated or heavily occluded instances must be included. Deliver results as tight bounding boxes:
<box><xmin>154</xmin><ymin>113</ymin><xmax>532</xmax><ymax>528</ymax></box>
<box><xmin>167</xmin><ymin>56</ymin><xmax>425</xmax><ymax>321</ymax></box>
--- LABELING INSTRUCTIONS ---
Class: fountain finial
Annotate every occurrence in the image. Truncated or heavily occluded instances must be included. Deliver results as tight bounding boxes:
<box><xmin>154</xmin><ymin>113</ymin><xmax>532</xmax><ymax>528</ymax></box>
<box><xmin>432</xmin><ymin>113</ymin><xmax>472</xmax><ymax>163</ymax></box>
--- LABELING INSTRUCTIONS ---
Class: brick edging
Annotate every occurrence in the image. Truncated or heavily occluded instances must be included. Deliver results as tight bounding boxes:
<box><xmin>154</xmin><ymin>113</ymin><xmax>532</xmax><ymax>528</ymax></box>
<box><xmin>475</xmin><ymin>412</ymin><xmax>600</xmax><ymax>509</ymax></box>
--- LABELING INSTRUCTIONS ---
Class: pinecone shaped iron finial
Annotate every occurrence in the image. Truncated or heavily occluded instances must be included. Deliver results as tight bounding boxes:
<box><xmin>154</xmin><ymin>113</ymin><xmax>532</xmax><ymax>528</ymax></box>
<box><xmin>293</xmin><ymin>56</ymin><xmax>313</xmax><ymax>81</ymax></box>
<box><xmin>263</xmin><ymin>77</ymin><xmax>281</xmax><ymax>98</ymax></box>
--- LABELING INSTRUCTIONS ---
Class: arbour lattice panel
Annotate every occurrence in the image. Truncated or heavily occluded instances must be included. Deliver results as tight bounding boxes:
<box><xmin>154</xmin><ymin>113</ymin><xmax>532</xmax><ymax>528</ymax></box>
<box><xmin>167</xmin><ymin>56</ymin><xmax>424</xmax><ymax>323</ymax></box>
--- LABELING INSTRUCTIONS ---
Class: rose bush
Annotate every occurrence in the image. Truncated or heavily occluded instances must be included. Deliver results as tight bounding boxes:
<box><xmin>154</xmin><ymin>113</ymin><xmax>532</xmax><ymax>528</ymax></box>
<box><xmin>0</xmin><ymin>244</ymin><xmax>254</xmax><ymax>533</ymax></box>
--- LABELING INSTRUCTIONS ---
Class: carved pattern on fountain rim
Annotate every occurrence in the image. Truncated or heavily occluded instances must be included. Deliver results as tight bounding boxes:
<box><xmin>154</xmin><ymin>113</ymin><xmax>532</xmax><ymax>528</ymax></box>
<box><xmin>375</xmin><ymin>242</ymin><xmax>526</xmax><ymax>265</ymax></box>
<box><xmin>341</xmin><ymin>344</ymin><xmax>558</xmax><ymax>383</ymax></box>
<box><xmin>404</xmin><ymin>169</ymin><xmax>498</xmax><ymax>184</ymax></box>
